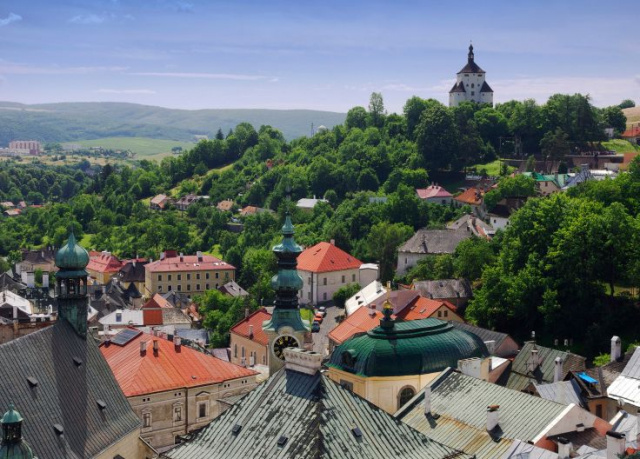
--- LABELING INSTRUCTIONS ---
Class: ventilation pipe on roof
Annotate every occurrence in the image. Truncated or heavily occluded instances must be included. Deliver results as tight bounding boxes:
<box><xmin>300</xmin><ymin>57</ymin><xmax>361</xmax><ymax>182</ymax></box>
<box><xmin>197</xmin><ymin>251</ymin><xmax>203</xmax><ymax>263</ymax></box>
<box><xmin>611</xmin><ymin>336</ymin><xmax>622</xmax><ymax>362</ymax></box>
<box><xmin>423</xmin><ymin>386</ymin><xmax>431</xmax><ymax>416</ymax></box>
<box><xmin>557</xmin><ymin>437</ymin><xmax>572</xmax><ymax>459</ymax></box>
<box><xmin>330</xmin><ymin>239</ymin><xmax>335</xmax><ymax>246</ymax></box>
<box><xmin>248</xmin><ymin>325</ymin><xmax>254</xmax><ymax>339</ymax></box>
<box><xmin>140</xmin><ymin>341</ymin><xmax>146</xmax><ymax>356</ymax></box>
<box><xmin>605</xmin><ymin>431</ymin><xmax>625</xmax><ymax>459</ymax></box>
<box><xmin>153</xmin><ymin>340</ymin><xmax>159</xmax><ymax>354</ymax></box>
<box><xmin>174</xmin><ymin>336</ymin><xmax>181</xmax><ymax>352</ymax></box>
<box><xmin>179</xmin><ymin>253</ymin><xmax>184</xmax><ymax>262</ymax></box>
<box><xmin>554</xmin><ymin>357</ymin><xmax>563</xmax><ymax>382</ymax></box>
<box><xmin>486</xmin><ymin>405</ymin><xmax>499</xmax><ymax>432</ymax></box>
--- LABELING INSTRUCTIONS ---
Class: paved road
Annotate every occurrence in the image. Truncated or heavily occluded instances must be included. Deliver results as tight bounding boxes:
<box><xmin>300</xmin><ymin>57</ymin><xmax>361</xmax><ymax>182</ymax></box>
<box><xmin>312</xmin><ymin>304</ymin><xmax>343</xmax><ymax>356</ymax></box>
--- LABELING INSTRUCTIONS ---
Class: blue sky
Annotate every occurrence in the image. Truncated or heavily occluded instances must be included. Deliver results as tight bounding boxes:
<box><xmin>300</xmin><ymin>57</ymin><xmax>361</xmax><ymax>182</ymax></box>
<box><xmin>0</xmin><ymin>0</ymin><xmax>638</xmax><ymax>113</ymax></box>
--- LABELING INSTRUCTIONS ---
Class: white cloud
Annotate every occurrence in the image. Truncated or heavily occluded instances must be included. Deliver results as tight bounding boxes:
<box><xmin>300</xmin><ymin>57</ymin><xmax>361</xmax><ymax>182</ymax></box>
<box><xmin>97</xmin><ymin>88</ymin><xmax>156</xmax><ymax>94</ymax></box>
<box><xmin>69</xmin><ymin>14</ymin><xmax>106</xmax><ymax>25</ymax></box>
<box><xmin>0</xmin><ymin>13</ymin><xmax>22</xmax><ymax>27</ymax></box>
<box><xmin>130</xmin><ymin>72</ymin><xmax>270</xmax><ymax>81</ymax></box>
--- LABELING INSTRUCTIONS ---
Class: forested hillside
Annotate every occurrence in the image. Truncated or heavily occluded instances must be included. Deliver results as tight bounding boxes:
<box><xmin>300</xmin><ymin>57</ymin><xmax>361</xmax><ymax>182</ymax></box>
<box><xmin>1</xmin><ymin>93</ymin><xmax>637</xmax><ymax>354</ymax></box>
<box><xmin>0</xmin><ymin>102</ymin><xmax>346</xmax><ymax>143</ymax></box>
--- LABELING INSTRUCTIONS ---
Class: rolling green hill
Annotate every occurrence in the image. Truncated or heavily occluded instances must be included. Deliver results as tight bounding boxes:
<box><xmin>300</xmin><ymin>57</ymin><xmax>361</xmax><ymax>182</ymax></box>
<box><xmin>0</xmin><ymin>101</ymin><xmax>346</xmax><ymax>144</ymax></box>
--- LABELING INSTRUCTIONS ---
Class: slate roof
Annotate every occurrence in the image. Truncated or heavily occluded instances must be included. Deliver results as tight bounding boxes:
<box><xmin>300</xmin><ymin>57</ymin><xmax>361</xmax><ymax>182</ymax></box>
<box><xmin>396</xmin><ymin>370</ymin><xmax>569</xmax><ymax>458</ymax></box>
<box><xmin>0</xmin><ymin>273</ymin><xmax>26</xmax><ymax>292</ymax></box>
<box><xmin>458</xmin><ymin>60</ymin><xmax>484</xmax><ymax>74</ymax></box>
<box><xmin>0</xmin><ymin>320</ymin><xmax>141</xmax><ymax>459</ymax></box>
<box><xmin>413</xmin><ymin>279</ymin><xmax>473</xmax><ymax>300</ymax></box>
<box><xmin>534</xmin><ymin>380</ymin><xmax>586</xmax><ymax>407</ymax></box>
<box><xmin>117</xmin><ymin>259</ymin><xmax>147</xmax><ymax>284</ymax></box>
<box><xmin>450</xmin><ymin>322</ymin><xmax>513</xmax><ymax>353</ymax></box>
<box><xmin>370</xmin><ymin>290</ymin><xmax>420</xmax><ymax>314</ymax></box>
<box><xmin>449</xmin><ymin>81</ymin><xmax>466</xmax><ymax>93</ymax></box>
<box><xmin>100</xmin><ymin>329</ymin><xmax>256</xmax><ymax>397</ymax></box>
<box><xmin>163</xmin><ymin>366</ymin><xmax>471</xmax><ymax>459</ymax></box>
<box><xmin>398</xmin><ymin>229</ymin><xmax>470</xmax><ymax>255</ymax></box>
<box><xmin>297</xmin><ymin>241</ymin><xmax>362</xmax><ymax>273</ymax></box>
<box><xmin>479</xmin><ymin>81</ymin><xmax>493</xmax><ymax>93</ymax></box>
<box><xmin>506</xmin><ymin>342</ymin><xmax>586</xmax><ymax>391</ymax></box>
<box><xmin>218</xmin><ymin>280</ymin><xmax>248</xmax><ymax>297</ymax></box>
<box><xmin>161</xmin><ymin>290</ymin><xmax>192</xmax><ymax>309</ymax></box>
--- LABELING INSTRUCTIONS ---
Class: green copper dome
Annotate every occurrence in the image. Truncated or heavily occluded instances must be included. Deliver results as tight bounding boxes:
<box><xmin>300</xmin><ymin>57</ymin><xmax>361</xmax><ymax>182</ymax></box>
<box><xmin>1</xmin><ymin>405</ymin><xmax>22</xmax><ymax>425</ymax></box>
<box><xmin>327</xmin><ymin>318</ymin><xmax>488</xmax><ymax>377</ymax></box>
<box><xmin>1</xmin><ymin>404</ymin><xmax>34</xmax><ymax>459</ymax></box>
<box><xmin>55</xmin><ymin>232</ymin><xmax>89</xmax><ymax>270</ymax></box>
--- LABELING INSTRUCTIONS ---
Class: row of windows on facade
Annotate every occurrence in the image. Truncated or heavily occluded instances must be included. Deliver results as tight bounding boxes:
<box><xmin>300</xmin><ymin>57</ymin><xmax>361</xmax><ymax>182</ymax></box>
<box><xmin>157</xmin><ymin>272</ymin><xmax>228</xmax><ymax>282</ymax></box>
<box><xmin>157</xmin><ymin>283</ymin><xmax>218</xmax><ymax>292</ymax></box>
<box><xmin>141</xmin><ymin>402</ymin><xmax>208</xmax><ymax>429</ymax></box>
<box><xmin>234</xmin><ymin>345</ymin><xmax>266</xmax><ymax>366</ymax></box>
<box><xmin>308</xmin><ymin>273</ymin><xmax>357</xmax><ymax>286</ymax></box>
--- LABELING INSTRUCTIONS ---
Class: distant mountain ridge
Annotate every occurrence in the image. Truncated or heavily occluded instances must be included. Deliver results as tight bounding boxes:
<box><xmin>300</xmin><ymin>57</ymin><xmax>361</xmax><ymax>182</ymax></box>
<box><xmin>0</xmin><ymin>101</ymin><xmax>346</xmax><ymax>144</ymax></box>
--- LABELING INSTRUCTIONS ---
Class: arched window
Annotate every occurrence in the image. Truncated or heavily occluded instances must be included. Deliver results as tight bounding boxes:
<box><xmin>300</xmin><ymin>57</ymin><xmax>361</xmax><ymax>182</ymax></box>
<box><xmin>398</xmin><ymin>386</ymin><xmax>416</xmax><ymax>409</ymax></box>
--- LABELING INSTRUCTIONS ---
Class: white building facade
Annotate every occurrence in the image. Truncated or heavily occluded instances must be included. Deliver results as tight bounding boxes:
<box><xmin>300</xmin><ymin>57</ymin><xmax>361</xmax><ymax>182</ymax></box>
<box><xmin>449</xmin><ymin>44</ymin><xmax>493</xmax><ymax>107</ymax></box>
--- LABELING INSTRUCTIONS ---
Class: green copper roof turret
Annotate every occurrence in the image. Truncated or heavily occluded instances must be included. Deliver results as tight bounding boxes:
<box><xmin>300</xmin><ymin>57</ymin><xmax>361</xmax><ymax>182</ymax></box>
<box><xmin>0</xmin><ymin>404</ymin><xmax>35</xmax><ymax>459</ymax></box>
<box><xmin>55</xmin><ymin>232</ymin><xmax>89</xmax><ymax>271</ymax></box>
<box><xmin>270</xmin><ymin>213</ymin><xmax>304</xmax><ymax>310</ymax></box>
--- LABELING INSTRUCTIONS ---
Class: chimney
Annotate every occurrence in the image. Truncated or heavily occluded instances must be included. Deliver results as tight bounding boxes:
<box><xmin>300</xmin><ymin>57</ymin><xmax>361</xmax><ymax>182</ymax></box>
<box><xmin>556</xmin><ymin>437</ymin><xmax>572</xmax><ymax>459</ymax></box>
<box><xmin>611</xmin><ymin>336</ymin><xmax>622</xmax><ymax>362</ymax></box>
<box><xmin>140</xmin><ymin>341</ymin><xmax>146</xmax><ymax>356</ymax></box>
<box><xmin>42</xmin><ymin>273</ymin><xmax>49</xmax><ymax>288</ymax></box>
<box><xmin>283</xmin><ymin>348</ymin><xmax>323</xmax><ymax>375</ymax></box>
<box><xmin>554</xmin><ymin>356</ymin><xmax>563</xmax><ymax>382</ymax></box>
<box><xmin>423</xmin><ymin>386</ymin><xmax>432</xmax><ymax>416</ymax></box>
<box><xmin>153</xmin><ymin>339</ymin><xmax>159</xmax><ymax>354</ymax></box>
<box><xmin>486</xmin><ymin>405</ymin><xmax>499</xmax><ymax>432</ymax></box>
<box><xmin>458</xmin><ymin>357</ymin><xmax>490</xmax><ymax>381</ymax></box>
<box><xmin>330</xmin><ymin>239</ymin><xmax>335</xmax><ymax>246</ymax></box>
<box><xmin>248</xmin><ymin>325</ymin><xmax>254</xmax><ymax>339</ymax></box>
<box><xmin>605</xmin><ymin>431</ymin><xmax>625</xmax><ymax>459</ymax></box>
<box><xmin>179</xmin><ymin>253</ymin><xmax>184</xmax><ymax>262</ymax></box>
<box><xmin>197</xmin><ymin>251</ymin><xmax>203</xmax><ymax>262</ymax></box>
<box><xmin>245</xmin><ymin>308</ymin><xmax>250</xmax><ymax>319</ymax></box>
<box><xmin>174</xmin><ymin>336</ymin><xmax>182</xmax><ymax>352</ymax></box>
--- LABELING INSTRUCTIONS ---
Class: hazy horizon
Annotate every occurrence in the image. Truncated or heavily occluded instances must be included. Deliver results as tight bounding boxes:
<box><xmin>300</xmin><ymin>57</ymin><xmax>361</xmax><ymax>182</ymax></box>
<box><xmin>0</xmin><ymin>0</ymin><xmax>638</xmax><ymax>113</ymax></box>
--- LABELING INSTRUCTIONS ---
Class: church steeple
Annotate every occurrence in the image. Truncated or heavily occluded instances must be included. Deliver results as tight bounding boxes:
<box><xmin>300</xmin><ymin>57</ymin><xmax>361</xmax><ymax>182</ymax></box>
<box><xmin>263</xmin><ymin>212</ymin><xmax>310</xmax><ymax>375</ymax></box>
<box><xmin>468</xmin><ymin>43</ymin><xmax>474</xmax><ymax>62</ymax></box>
<box><xmin>55</xmin><ymin>232</ymin><xmax>90</xmax><ymax>338</ymax></box>
<box><xmin>0</xmin><ymin>404</ymin><xmax>35</xmax><ymax>458</ymax></box>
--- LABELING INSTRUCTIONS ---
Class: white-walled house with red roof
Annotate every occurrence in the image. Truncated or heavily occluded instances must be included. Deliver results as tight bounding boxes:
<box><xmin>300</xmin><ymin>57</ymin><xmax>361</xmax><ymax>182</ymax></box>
<box><xmin>296</xmin><ymin>241</ymin><xmax>378</xmax><ymax>305</ymax></box>
<box><xmin>415</xmin><ymin>184</ymin><xmax>453</xmax><ymax>205</ymax></box>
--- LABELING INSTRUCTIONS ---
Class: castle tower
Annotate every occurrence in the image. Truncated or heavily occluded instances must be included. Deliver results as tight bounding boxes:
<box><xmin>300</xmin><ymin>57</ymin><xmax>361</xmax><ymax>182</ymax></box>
<box><xmin>54</xmin><ymin>232</ymin><xmax>90</xmax><ymax>337</ymax></box>
<box><xmin>449</xmin><ymin>44</ymin><xmax>493</xmax><ymax>107</ymax></box>
<box><xmin>0</xmin><ymin>404</ymin><xmax>35</xmax><ymax>459</ymax></box>
<box><xmin>262</xmin><ymin>213</ymin><xmax>310</xmax><ymax>375</ymax></box>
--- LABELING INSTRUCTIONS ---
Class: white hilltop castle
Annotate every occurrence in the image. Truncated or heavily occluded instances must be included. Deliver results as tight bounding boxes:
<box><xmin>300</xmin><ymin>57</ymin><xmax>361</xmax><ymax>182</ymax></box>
<box><xmin>449</xmin><ymin>44</ymin><xmax>493</xmax><ymax>107</ymax></box>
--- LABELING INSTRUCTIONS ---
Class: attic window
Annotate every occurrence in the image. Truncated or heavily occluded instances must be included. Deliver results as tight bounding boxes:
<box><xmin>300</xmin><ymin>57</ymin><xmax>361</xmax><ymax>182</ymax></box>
<box><xmin>73</xmin><ymin>357</ymin><xmax>83</xmax><ymax>367</ymax></box>
<box><xmin>97</xmin><ymin>399</ymin><xmax>107</xmax><ymax>410</ymax></box>
<box><xmin>352</xmin><ymin>427</ymin><xmax>363</xmax><ymax>438</ymax></box>
<box><xmin>231</xmin><ymin>424</ymin><xmax>242</xmax><ymax>435</ymax></box>
<box><xmin>277</xmin><ymin>436</ymin><xmax>288</xmax><ymax>447</ymax></box>
<box><xmin>53</xmin><ymin>424</ymin><xmax>64</xmax><ymax>436</ymax></box>
<box><xmin>27</xmin><ymin>376</ymin><xmax>38</xmax><ymax>388</ymax></box>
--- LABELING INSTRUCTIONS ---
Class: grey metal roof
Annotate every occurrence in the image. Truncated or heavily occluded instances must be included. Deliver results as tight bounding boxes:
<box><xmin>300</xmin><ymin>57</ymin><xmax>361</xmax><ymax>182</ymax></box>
<box><xmin>395</xmin><ymin>370</ymin><xmax>568</xmax><ymax>459</ymax></box>
<box><xmin>398</xmin><ymin>229</ymin><xmax>471</xmax><ymax>255</ymax></box>
<box><xmin>534</xmin><ymin>380</ymin><xmax>586</xmax><ymax>407</ymax></box>
<box><xmin>622</xmin><ymin>346</ymin><xmax>640</xmax><ymax>379</ymax></box>
<box><xmin>175</xmin><ymin>328</ymin><xmax>209</xmax><ymax>345</ymax></box>
<box><xmin>0</xmin><ymin>272</ymin><xmax>26</xmax><ymax>292</ymax></box>
<box><xmin>506</xmin><ymin>342</ymin><xmax>586</xmax><ymax>391</ymax></box>
<box><xmin>501</xmin><ymin>439</ymin><xmax>559</xmax><ymax>459</ymax></box>
<box><xmin>164</xmin><ymin>368</ymin><xmax>470</xmax><ymax>459</ymax></box>
<box><xmin>413</xmin><ymin>279</ymin><xmax>473</xmax><ymax>300</ymax></box>
<box><xmin>0</xmin><ymin>320</ymin><xmax>141</xmax><ymax>459</ymax></box>
<box><xmin>218</xmin><ymin>281</ymin><xmax>248</xmax><ymax>298</ymax></box>
<box><xmin>450</xmin><ymin>322</ymin><xmax>512</xmax><ymax>351</ymax></box>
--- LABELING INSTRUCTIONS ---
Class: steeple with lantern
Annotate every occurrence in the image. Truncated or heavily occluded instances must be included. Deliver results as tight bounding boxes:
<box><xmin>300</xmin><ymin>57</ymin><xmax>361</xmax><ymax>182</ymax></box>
<box><xmin>54</xmin><ymin>231</ymin><xmax>90</xmax><ymax>338</ymax></box>
<box><xmin>0</xmin><ymin>404</ymin><xmax>35</xmax><ymax>459</ymax></box>
<box><xmin>262</xmin><ymin>211</ymin><xmax>310</xmax><ymax>375</ymax></box>
<box><xmin>449</xmin><ymin>42</ymin><xmax>494</xmax><ymax>107</ymax></box>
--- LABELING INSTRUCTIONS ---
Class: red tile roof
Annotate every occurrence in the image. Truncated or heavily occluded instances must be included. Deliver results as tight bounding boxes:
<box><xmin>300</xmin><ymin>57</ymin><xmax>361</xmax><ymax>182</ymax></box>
<box><xmin>87</xmin><ymin>252</ymin><xmax>123</xmax><ymax>274</ymax></box>
<box><xmin>328</xmin><ymin>306</ymin><xmax>389</xmax><ymax>345</ymax></box>
<box><xmin>416</xmin><ymin>185</ymin><xmax>453</xmax><ymax>200</ymax></box>
<box><xmin>454</xmin><ymin>187</ymin><xmax>484</xmax><ymax>206</ymax></box>
<box><xmin>230</xmin><ymin>309</ymin><xmax>271</xmax><ymax>346</ymax></box>
<box><xmin>240</xmin><ymin>206</ymin><xmax>258</xmax><ymax>216</ymax></box>
<box><xmin>297</xmin><ymin>242</ymin><xmax>362</xmax><ymax>273</ymax></box>
<box><xmin>217</xmin><ymin>200</ymin><xmax>234</xmax><ymax>211</ymax></box>
<box><xmin>142</xmin><ymin>293</ymin><xmax>173</xmax><ymax>310</ymax></box>
<box><xmin>622</xmin><ymin>127</ymin><xmax>640</xmax><ymax>138</ymax></box>
<box><xmin>396</xmin><ymin>297</ymin><xmax>459</xmax><ymax>321</ymax></box>
<box><xmin>100</xmin><ymin>329</ymin><xmax>256</xmax><ymax>397</ymax></box>
<box><xmin>146</xmin><ymin>254</ymin><xmax>235</xmax><ymax>273</ymax></box>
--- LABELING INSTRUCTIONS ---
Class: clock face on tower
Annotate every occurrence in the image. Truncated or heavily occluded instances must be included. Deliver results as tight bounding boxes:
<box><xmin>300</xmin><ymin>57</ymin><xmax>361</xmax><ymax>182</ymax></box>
<box><xmin>272</xmin><ymin>335</ymin><xmax>300</xmax><ymax>360</ymax></box>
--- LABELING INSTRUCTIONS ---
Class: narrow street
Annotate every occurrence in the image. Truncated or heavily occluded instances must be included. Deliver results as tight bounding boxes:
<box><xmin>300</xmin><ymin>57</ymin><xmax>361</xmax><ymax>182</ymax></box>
<box><xmin>312</xmin><ymin>304</ymin><xmax>343</xmax><ymax>357</ymax></box>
